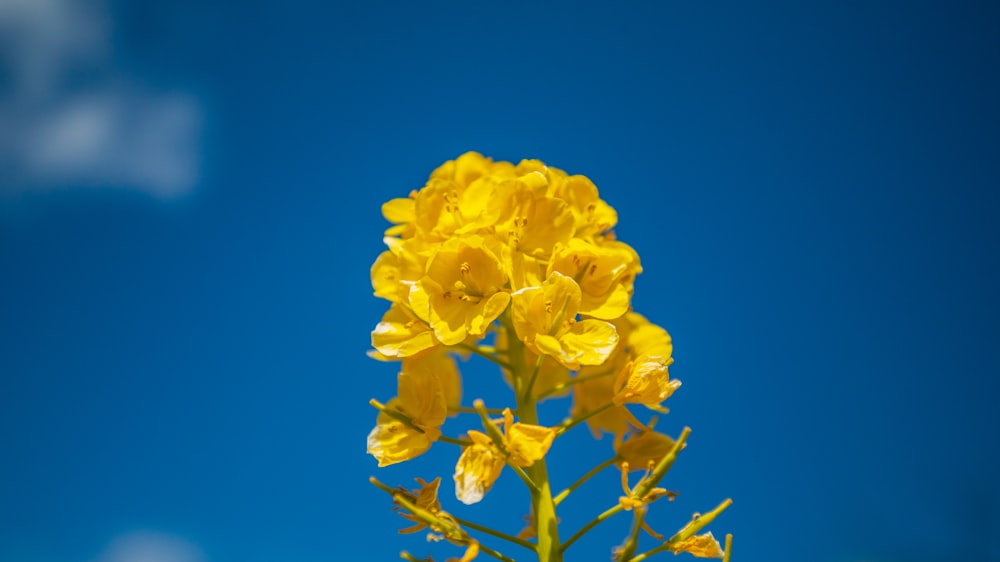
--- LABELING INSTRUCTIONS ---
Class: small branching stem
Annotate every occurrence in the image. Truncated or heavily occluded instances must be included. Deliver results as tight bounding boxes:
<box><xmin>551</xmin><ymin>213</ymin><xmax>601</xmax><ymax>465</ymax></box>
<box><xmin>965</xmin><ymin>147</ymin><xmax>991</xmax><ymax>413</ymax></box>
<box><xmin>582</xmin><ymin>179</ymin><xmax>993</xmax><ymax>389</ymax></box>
<box><xmin>520</xmin><ymin>355</ymin><xmax>545</xmax><ymax>403</ymax></box>
<box><xmin>450</xmin><ymin>515</ymin><xmax>536</xmax><ymax>551</ymax></box>
<box><xmin>456</xmin><ymin>343</ymin><xmax>513</xmax><ymax>370</ymax></box>
<box><xmin>535</xmin><ymin>368</ymin><xmax>617</xmax><ymax>401</ymax></box>
<box><xmin>555</xmin><ymin>402</ymin><xmax>614</xmax><ymax>435</ymax></box>
<box><xmin>369</xmin><ymin>399</ymin><xmax>425</xmax><ymax>433</ymax></box>
<box><xmin>438</xmin><ymin>435</ymin><xmax>473</xmax><ymax>447</ymax></box>
<box><xmin>627</xmin><ymin>499</ymin><xmax>733</xmax><ymax>562</ymax></box>
<box><xmin>553</xmin><ymin>456</ymin><xmax>620</xmax><ymax>506</ymax></box>
<box><xmin>616</xmin><ymin>506</ymin><xmax>647</xmax><ymax>561</ymax></box>
<box><xmin>451</xmin><ymin>406</ymin><xmax>506</xmax><ymax>416</ymax></box>
<box><xmin>560</xmin><ymin>505</ymin><xmax>624</xmax><ymax>553</ymax></box>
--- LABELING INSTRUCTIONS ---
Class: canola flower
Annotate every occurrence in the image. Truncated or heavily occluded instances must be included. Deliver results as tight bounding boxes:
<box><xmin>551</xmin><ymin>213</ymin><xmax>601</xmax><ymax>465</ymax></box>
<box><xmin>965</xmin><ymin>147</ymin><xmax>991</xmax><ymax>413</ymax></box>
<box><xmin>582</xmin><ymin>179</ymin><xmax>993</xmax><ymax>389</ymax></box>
<box><xmin>367</xmin><ymin>152</ymin><xmax>732</xmax><ymax>562</ymax></box>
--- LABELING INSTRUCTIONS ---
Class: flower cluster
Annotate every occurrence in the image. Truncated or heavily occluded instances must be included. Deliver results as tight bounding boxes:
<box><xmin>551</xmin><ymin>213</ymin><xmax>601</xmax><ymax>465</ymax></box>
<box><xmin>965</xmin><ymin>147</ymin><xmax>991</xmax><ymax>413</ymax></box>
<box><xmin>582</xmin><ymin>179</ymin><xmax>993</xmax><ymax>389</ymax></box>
<box><xmin>366</xmin><ymin>152</ymin><xmax>731</xmax><ymax>562</ymax></box>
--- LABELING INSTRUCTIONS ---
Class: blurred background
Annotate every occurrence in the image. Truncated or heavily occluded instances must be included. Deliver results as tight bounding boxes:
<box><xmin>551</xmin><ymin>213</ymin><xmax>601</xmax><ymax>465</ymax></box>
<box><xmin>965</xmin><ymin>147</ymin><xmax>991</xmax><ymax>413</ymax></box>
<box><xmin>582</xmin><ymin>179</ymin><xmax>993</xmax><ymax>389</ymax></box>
<box><xmin>1</xmin><ymin>1</ymin><xmax>998</xmax><ymax>561</ymax></box>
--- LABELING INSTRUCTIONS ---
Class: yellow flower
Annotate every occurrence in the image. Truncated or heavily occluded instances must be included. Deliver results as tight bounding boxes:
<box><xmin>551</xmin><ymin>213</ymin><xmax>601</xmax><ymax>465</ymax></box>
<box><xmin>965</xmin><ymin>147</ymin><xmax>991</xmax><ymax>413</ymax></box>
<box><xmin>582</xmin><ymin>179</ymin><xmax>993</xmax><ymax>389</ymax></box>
<box><xmin>366</xmin><ymin>415</ymin><xmax>436</xmax><ymax>468</ymax></box>
<box><xmin>546</xmin><ymin>172</ymin><xmax>618</xmax><ymax>239</ymax></box>
<box><xmin>615</xmin><ymin>428</ymin><xmax>680</xmax><ymax>472</ymax></box>
<box><xmin>408</xmin><ymin>236</ymin><xmax>511</xmax><ymax>346</ymax></box>
<box><xmin>503</xmin><ymin>409</ymin><xmax>557</xmax><ymax>467</ymax></box>
<box><xmin>494</xmin><ymin>183</ymin><xmax>575</xmax><ymax>259</ymax></box>
<box><xmin>453</xmin><ymin>409</ymin><xmax>557</xmax><ymax>504</ymax></box>
<box><xmin>401</xmin><ymin>349</ymin><xmax>462</xmax><ymax>414</ymax></box>
<box><xmin>371</xmin><ymin>303</ymin><xmax>439</xmax><ymax>359</ymax></box>
<box><xmin>612</xmin><ymin>353</ymin><xmax>681</xmax><ymax>412</ymax></box>
<box><xmin>430</xmin><ymin>150</ymin><xmax>511</xmax><ymax>188</ymax></box>
<box><xmin>626</xmin><ymin>312</ymin><xmax>673</xmax><ymax>359</ymax></box>
<box><xmin>370</xmin><ymin>237</ymin><xmax>428</xmax><ymax>304</ymax></box>
<box><xmin>397</xmin><ymin>477</ymin><xmax>445</xmax><ymax>534</ymax></box>
<box><xmin>511</xmin><ymin>271</ymin><xmax>619</xmax><ymax>369</ymax></box>
<box><xmin>388</xmin><ymin>474</ymin><xmax>481</xmax><ymax>562</ymax></box>
<box><xmin>667</xmin><ymin>532</ymin><xmax>725</xmax><ymax>558</ymax></box>
<box><xmin>381</xmin><ymin>194</ymin><xmax>416</xmax><ymax>238</ymax></box>
<box><xmin>367</xmin><ymin>361</ymin><xmax>449</xmax><ymax>466</ymax></box>
<box><xmin>547</xmin><ymin>238</ymin><xmax>641</xmax><ymax>320</ymax></box>
<box><xmin>453</xmin><ymin>431</ymin><xmax>506</xmax><ymax>505</ymax></box>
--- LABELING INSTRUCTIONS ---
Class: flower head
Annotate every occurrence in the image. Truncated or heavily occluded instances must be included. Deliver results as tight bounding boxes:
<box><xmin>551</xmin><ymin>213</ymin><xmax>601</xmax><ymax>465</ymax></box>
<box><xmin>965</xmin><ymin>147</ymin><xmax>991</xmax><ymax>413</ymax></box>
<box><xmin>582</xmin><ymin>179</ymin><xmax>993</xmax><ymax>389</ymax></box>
<box><xmin>511</xmin><ymin>272</ymin><xmax>619</xmax><ymax>369</ymax></box>
<box><xmin>453</xmin><ymin>408</ymin><xmax>557</xmax><ymax>505</ymax></box>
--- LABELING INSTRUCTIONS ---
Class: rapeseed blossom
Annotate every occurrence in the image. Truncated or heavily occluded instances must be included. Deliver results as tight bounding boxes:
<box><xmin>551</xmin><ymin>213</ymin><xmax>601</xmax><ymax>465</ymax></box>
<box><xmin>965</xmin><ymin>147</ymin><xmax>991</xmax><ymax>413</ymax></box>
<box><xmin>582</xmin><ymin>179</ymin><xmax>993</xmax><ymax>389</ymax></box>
<box><xmin>365</xmin><ymin>152</ymin><xmax>732</xmax><ymax>562</ymax></box>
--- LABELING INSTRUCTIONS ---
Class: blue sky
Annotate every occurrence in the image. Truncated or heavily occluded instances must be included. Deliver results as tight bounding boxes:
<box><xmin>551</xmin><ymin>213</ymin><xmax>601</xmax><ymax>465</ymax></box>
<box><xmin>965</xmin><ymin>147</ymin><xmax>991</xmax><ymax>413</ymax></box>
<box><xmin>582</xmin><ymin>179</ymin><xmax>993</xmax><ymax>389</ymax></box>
<box><xmin>1</xmin><ymin>1</ymin><xmax>999</xmax><ymax>561</ymax></box>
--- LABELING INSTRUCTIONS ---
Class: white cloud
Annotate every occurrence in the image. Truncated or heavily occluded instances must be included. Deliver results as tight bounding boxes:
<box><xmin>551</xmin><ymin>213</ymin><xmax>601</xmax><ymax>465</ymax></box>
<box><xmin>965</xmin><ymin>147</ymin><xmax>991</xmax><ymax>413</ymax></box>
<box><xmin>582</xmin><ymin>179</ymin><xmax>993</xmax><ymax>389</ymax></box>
<box><xmin>94</xmin><ymin>532</ymin><xmax>205</xmax><ymax>562</ymax></box>
<box><xmin>0</xmin><ymin>0</ymin><xmax>201</xmax><ymax>198</ymax></box>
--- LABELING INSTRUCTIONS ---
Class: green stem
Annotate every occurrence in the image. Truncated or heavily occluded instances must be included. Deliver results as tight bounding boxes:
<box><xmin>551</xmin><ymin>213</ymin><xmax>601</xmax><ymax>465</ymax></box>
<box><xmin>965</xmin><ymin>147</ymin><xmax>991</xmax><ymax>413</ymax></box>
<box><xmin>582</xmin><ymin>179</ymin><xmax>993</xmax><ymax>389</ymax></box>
<box><xmin>451</xmin><ymin>406</ymin><xmax>506</xmax><ymax>416</ymax></box>
<box><xmin>536</xmin><ymin>368</ymin><xmax>617</xmax><ymax>400</ymax></box>
<box><xmin>633</xmin><ymin>428</ymin><xmax>690</xmax><ymax>499</ymax></box>
<box><xmin>438</xmin><ymin>435</ymin><xmax>473</xmax><ymax>447</ymax></box>
<box><xmin>477</xmin><ymin>543</ymin><xmax>517</xmax><ymax>562</ymax></box>
<box><xmin>556</xmin><ymin>401</ymin><xmax>614</xmax><ymax>435</ymax></box>
<box><xmin>520</xmin><ymin>355</ymin><xmax>544</xmax><ymax>403</ymax></box>
<box><xmin>472</xmin><ymin>399</ymin><xmax>508</xmax><ymax>449</ymax></box>
<box><xmin>510</xmin><ymin>464</ymin><xmax>541</xmax><ymax>494</ymax></box>
<box><xmin>559</xmin><ymin>505</ymin><xmax>624</xmax><ymax>553</ymax></box>
<box><xmin>369</xmin><ymin>399</ymin><xmax>425</xmax><ymax>433</ymax></box>
<box><xmin>457</xmin><ymin>343</ymin><xmax>513</xmax><ymax>370</ymax></box>
<box><xmin>616</xmin><ymin>506</ymin><xmax>647</xmax><ymax>561</ymax></box>
<box><xmin>451</xmin><ymin>515</ymin><xmax>537</xmax><ymax>551</ymax></box>
<box><xmin>553</xmin><ymin>455</ymin><xmax>619</xmax><ymax>506</ymax></box>
<box><xmin>627</xmin><ymin>499</ymin><xmax>733</xmax><ymax>562</ymax></box>
<box><xmin>504</xmin><ymin>313</ymin><xmax>563</xmax><ymax>562</ymax></box>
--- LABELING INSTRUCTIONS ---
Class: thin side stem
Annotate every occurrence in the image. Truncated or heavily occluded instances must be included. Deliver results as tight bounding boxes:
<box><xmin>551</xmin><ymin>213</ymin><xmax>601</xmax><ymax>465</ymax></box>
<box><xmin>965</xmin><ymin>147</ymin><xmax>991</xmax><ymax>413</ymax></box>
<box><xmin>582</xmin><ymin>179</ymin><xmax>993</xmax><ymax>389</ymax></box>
<box><xmin>723</xmin><ymin>533</ymin><xmax>733</xmax><ymax>562</ymax></box>
<box><xmin>616</xmin><ymin>506</ymin><xmax>647</xmax><ymax>561</ymax></box>
<box><xmin>477</xmin><ymin>543</ymin><xmax>517</xmax><ymax>562</ymax></box>
<box><xmin>553</xmin><ymin>456</ymin><xmax>619</xmax><ymax>506</ymax></box>
<box><xmin>510</xmin><ymin>464</ymin><xmax>541</xmax><ymax>494</ymax></box>
<box><xmin>628</xmin><ymin>499</ymin><xmax>733</xmax><ymax>562</ymax></box>
<box><xmin>438</xmin><ymin>435</ymin><xmax>473</xmax><ymax>447</ymax></box>
<box><xmin>559</xmin><ymin>504</ymin><xmax>624</xmax><ymax>553</ymax></box>
<box><xmin>456</xmin><ymin>343</ymin><xmax>513</xmax><ymax>370</ymax></box>
<box><xmin>450</xmin><ymin>406</ymin><xmax>506</xmax><ymax>416</ymax></box>
<box><xmin>520</xmin><ymin>355</ymin><xmax>544</xmax><ymax>403</ymax></box>
<box><xmin>369</xmin><ymin>399</ymin><xmax>424</xmax><ymax>433</ymax></box>
<box><xmin>536</xmin><ymin>368</ymin><xmax>617</xmax><ymax>400</ymax></box>
<box><xmin>451</xmin><ymin>515</ymin><xmax>536</xmax><ymax>551</ymax></box>
<box><xmin>556</xmin><ymin>401</ymin><xmax>614</xmax><ymax>435</ymax></box>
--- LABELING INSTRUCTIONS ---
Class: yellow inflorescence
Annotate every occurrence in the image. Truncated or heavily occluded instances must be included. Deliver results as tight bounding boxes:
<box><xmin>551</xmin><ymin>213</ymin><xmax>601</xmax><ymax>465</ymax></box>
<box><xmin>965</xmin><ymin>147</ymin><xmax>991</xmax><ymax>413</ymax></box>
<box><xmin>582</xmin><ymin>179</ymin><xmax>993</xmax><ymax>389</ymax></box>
<box><xmin>366</xmin><ymin>152</ymin><xmax>730</xmax><ymax>562</ymax></box>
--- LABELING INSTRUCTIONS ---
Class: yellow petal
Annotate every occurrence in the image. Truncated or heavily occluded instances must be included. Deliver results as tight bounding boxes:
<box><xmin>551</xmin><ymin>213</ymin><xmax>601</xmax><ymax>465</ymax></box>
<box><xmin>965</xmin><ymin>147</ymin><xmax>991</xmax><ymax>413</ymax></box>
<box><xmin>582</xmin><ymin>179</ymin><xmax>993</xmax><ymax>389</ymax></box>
<box><xmin>667</xmin><ymin>532</ymin><xmax>725</xmax><ymax>558</ymax></box>
<box><xmin>547</xmin><ymin>239</ymin><xmax>638</xmax><ymax>320</ymax></box>
<box><xmin>366</xmin><ymin>418</ymin><xmax>436</xmax><ymax>467</ymax></box>
<box><xmin>511</xmin><ymin>272</ymin><xmax>582</xmax><ymax>349</ymax></box>
<box><xmin>371</xmin><ymin>304</ymin><xmax>439</xmax><ymax>358</ymax></box>
<box><xmin>382</xmin><ymin>197</ymin><xmax>415</xmax><ymax>224</ymax></box>
<box><xmin>553</xmin><ymin>318</ymin><xmax>620</xmax><ymax>369</ymax></box>
<box><xmin>613</xmin><ymin>354</ymin><xmax>680</xmax><ymax>408</ymax></box>
<box><xmin>506</xmin><ymin>422</ymin><xmax>557</xmax><ymax>467</ymax></box>
<box><xmin>410</xmin><ymin>477</ymin><xmax>442</xmax><ymax>512</ymax></box>
<box><xmin>571</xmin><ymin>362</ymin><xmax>631</xmax><ymax>440</ymax></box>
<box><xmin>396</xmin><ymin>367</ymin><xmax>447</xmax><ymax>431</ymax></box>
<box><xmin>615</xmin><ymin>430</ymin><xmax>677</xmax><ymax>471</ymax></box>
<box><xmin>627</xmin><ymin>313</ymin><xmax>673</xmax><ymax>359</ymax></box>
<box><xmin>402</xmin><ymin>350</ymin><xmax>461</xmax><ymax>413</ymax></box>
<box><xmin>453</xmin><ymin>441</ymin><xmax>505</xmax><ymax>505</ymax></box>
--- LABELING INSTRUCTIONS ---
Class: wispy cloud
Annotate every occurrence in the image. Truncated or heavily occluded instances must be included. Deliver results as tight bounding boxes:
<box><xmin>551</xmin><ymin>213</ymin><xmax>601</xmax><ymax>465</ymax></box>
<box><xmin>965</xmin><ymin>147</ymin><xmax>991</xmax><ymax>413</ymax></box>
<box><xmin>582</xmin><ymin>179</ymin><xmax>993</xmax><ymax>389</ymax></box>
<box><xmin>0</xmin><ymin>0</ymin><xmax>201</xmax><ymax>198</ymax></box>
<box><xmin>94</xmin><ymin>532</ymin><xmax>205</xmax><ymax>562</ymax></box>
